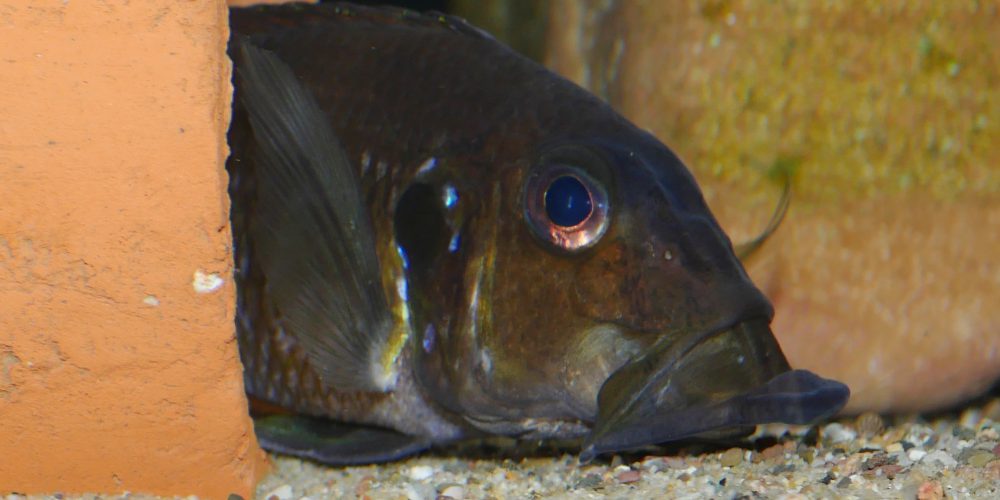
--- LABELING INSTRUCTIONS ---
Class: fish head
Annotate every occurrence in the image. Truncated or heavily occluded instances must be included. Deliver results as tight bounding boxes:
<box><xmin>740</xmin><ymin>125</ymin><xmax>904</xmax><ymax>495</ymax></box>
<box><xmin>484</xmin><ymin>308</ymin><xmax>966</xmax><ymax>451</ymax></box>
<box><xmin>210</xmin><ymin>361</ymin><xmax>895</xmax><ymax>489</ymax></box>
<box><xmin>397</xmin><ymin>113</ymin><xmax>848</xmax><ymax>456</ymax></box>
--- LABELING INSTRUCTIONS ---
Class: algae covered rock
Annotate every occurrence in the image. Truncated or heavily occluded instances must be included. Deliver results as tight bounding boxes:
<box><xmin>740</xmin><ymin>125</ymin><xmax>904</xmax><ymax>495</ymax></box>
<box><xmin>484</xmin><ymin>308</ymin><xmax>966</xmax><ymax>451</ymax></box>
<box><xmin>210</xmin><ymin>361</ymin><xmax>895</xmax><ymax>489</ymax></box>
<box><xmin>545</xmin><ymin>0</ymin><xmax>999</xmax><ymax>413</ymax></box>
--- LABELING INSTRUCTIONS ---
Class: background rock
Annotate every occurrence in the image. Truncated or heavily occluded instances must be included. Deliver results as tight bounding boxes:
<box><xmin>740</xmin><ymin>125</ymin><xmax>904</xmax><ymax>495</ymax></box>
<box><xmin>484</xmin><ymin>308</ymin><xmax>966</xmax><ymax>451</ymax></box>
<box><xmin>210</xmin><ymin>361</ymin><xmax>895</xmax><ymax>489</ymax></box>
<box><xmin>544</xmin><ymin>0</ymin><xmax>999</xmax><ymax>413</ymax></box>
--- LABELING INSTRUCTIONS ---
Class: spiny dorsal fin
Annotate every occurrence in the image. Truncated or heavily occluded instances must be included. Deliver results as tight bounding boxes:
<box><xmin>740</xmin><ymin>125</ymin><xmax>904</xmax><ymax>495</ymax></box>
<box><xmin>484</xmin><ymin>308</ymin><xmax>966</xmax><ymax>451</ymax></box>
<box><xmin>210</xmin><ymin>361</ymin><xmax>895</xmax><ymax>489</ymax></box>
<box><xmin>234</xmin><ymin>39</ymin><xmax>394</xmax><ymax>392</ymax></box>
<box><xmin>230</xmin><ymin>2</ymin><xmax>494</xmax><ymax>43</ymax></box>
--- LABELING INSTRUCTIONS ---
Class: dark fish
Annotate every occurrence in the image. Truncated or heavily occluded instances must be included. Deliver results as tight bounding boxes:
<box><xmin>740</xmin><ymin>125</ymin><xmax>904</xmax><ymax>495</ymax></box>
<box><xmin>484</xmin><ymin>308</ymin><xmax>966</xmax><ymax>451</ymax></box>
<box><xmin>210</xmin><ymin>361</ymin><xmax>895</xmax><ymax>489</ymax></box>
<box><xmin>227</xmin><ymin>2</ymin><xmax>849</xmax><ymax>464</ymax></box>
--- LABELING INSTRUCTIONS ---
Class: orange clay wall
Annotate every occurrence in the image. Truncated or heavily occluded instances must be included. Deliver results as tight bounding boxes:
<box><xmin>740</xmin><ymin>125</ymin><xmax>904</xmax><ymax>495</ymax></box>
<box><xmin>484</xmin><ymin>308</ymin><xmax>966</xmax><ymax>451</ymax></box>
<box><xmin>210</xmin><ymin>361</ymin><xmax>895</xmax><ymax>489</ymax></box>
<box><xmin>0</xmin><ymin>1</ymin><xmax>269</xmax><ymax>498</ymax></box>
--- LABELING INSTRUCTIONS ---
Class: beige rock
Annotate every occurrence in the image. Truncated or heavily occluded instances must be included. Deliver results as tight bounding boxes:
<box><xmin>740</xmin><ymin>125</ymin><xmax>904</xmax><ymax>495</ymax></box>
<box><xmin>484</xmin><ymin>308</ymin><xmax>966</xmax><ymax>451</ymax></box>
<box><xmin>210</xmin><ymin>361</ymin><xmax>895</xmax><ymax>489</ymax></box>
<box><xmin>546</xmin><ymin>0</ymin><xmax>999</xmax><ymax>413</ymax></box>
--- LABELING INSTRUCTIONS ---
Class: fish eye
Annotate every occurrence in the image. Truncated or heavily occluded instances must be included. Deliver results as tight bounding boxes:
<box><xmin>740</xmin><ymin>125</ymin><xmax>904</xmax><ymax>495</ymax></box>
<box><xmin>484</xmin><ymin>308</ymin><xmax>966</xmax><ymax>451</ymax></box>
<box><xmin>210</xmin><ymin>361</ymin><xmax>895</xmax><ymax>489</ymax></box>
<box><xmin>525</xmin><ymin>164</ymin><xmax>609</xmax><ymax>251</ymax></box>
<box><xmin>545</xmin><ymin>176</ymin><xmax>592</xmax><ymax>227</ymax></box>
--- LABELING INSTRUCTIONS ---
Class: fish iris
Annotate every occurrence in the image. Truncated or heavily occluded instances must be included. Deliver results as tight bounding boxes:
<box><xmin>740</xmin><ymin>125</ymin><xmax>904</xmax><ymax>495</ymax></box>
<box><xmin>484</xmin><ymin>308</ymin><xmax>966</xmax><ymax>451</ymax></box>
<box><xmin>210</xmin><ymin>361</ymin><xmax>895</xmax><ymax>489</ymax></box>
<box><xmin>544</xmin><ymin>176</ymin><xmax>592</xmax><ymax>227</ymax></box>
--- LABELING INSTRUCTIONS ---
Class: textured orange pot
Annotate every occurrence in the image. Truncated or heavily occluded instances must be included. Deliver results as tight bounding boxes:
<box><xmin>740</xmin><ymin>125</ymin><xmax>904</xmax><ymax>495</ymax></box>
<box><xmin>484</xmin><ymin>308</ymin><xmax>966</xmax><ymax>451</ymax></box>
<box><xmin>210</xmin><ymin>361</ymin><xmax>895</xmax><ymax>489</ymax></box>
<box><xmin>0</xmin><ymin>1</ymin><xmax>268</xmax><ymax>497</ymax></box>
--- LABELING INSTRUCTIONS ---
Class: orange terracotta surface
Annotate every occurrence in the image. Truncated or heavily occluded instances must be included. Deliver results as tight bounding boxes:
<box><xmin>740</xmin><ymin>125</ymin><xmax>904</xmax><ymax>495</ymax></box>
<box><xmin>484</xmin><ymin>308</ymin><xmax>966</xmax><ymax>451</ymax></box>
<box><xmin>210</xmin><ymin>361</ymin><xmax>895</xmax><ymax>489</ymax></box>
<box><xmin>546</xmin><ymin>1</ymin><xmax>999</xmax><ymax>413</ymax></box>
<box><xmin>0</xmin><ymin>1</ymin><xmax>267</xmax><ymax>498</ymax></box>
<box><xmin>229</xmin><ymin>0</ymin><xmax>315</xmax><ymax>6</ymax></box>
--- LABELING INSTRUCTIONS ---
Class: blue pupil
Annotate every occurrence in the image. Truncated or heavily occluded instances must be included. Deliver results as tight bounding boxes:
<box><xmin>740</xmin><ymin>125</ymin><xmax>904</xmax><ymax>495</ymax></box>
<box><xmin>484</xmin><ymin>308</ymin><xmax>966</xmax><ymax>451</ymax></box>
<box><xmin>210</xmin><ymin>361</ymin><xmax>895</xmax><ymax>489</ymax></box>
<box><xmin>544</xmin><ymin>175</ymin><xmax>592</xmax><ymax>227</ymax></box>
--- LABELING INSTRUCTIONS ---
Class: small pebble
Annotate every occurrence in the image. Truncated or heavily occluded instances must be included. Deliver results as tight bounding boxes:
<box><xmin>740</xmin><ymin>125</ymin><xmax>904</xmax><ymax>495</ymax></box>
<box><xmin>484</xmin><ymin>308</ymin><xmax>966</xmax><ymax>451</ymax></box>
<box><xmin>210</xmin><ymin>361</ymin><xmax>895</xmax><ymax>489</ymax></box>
<box><xmin>952</xmin><ymin>426</ymin><xmax>976</xmax><ymax>440</ymax></box>
<box><xmin>855</xmin><ymin>412</ymin><xmax>885</xmax><ymax>437</ymax></box>
<box><xmin>758</xmin><ymin>443</ymin><xmax>785</xmax><ymax>462</ymax></box>
<box><xmin>616</xmin><ymin>469</ymin><xmax>642</xmax><ymax>483</ymax></box>
<box><xmin>837</xmin><ymin>453</ymin><xmax>865</xmax><ymax>476</ymax></box>
<box><xmin>965</xmin><ymin>450</ymin><xmax>995</xmax><ymax>467</ymax></box>
<box><xmin>880</xmin><ymin>464</ymin><xmax>904</xmax><ymax>479</ymax></box>
<box><xmin>263</xmin><ymin>484</ymin><xmax>292</xmax><ymax>500</ymax></box>
<box><xmin>438</xmin><ymin>484</ymin><xmax>465</xmax><ymax>500</ymax></box>
<box><xmin>638</xmin><ymin>456</ymin><xmax>663</xmax><ymax>471</ymax></box>
<box><xmin>906</xmin><ymin>425</ymin><xmax>935</xmax><ymax>447</ymax></box>
<box><xmin>923</xmin><ymin>450</ymin><xmax>958</xmax><ymax>468</ymax></box>
<box><xmin>443</xmin><ymin>461</ymin><xmax>471</xmax><ymax>473</ymax></box>
<box><xmin>986</xmin><ymin>460</ymin><xmax>1000</xmax><ymax>479</ymax></box>
<box><xmin>770</xmin><ymin>463</ymin><xmax>795</xmax><ymax>474</ymax></box>
<box><xmin>354</xmin><ymin>475</ymin><xmax>374</xmax><ymax>496</ymax></box>
<box><xmin>908</xmin><ymin>449</ymin><xmax>928</xmax><ymax>462</ymax></box>
<box><xmin>405</xmin><ymin>482</ymin><xmax>435</xmax><ymax>500</ymax></box>
<box><xmin>574</xmin><ymin>473</ymin><xmax>603</xmax><ymax>489</ymax></box>
<box><xmin>916</xmin><ymin>480</ymin><xmax>944</xmax><ymax>500</ymax></box>
<box><xmin>720</xmin><ymin>448</ymin><xmax>744</xmax><ymax>467</ymax></box>
<box><xmin>822</xmin><ymin>423</ymin><xmax>857</xmax><ymax>444</ymax></box>
<box><xmin>408</xmin><ymin>465</ymin><xmax>436</xmax><ymax>481</ymax></box>
<box><xmin>886</xmin><ymin>442</ymin><xmax>904</xmax><ymax>453</ymax></box>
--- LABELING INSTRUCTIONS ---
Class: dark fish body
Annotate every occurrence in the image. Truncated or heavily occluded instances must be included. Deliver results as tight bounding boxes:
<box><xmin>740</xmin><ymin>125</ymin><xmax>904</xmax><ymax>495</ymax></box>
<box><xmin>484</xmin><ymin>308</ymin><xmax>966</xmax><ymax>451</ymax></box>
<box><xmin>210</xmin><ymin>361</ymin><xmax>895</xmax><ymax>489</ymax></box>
<box><xmin>227</xmin><ymin>3</ymin><xmax>849</xmax><ymax>463</ymax></box>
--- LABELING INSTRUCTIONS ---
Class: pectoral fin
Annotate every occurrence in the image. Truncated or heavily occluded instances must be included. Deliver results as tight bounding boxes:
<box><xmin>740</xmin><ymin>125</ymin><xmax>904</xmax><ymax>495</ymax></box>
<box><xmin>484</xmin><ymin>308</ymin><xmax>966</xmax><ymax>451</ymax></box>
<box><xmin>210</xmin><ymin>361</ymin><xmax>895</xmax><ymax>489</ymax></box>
<box><xmin>254</xmin><ymin>415</ymin><xmax>431</xmax><ymax>465</ymax></box>
<box><xmin>233</xmin><ymin>40</ymin><xmax>394</xmax><ymax>391</ymax></box>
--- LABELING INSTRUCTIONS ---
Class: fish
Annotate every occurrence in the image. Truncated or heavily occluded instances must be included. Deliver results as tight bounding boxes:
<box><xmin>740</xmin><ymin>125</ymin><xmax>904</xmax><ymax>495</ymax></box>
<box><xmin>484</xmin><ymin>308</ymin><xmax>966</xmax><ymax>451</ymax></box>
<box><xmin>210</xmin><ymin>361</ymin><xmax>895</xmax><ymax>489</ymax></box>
<box><xmin>226</xmin><ymin>2</ymin><xmax>850</xmax><ymax>464</ymax></box>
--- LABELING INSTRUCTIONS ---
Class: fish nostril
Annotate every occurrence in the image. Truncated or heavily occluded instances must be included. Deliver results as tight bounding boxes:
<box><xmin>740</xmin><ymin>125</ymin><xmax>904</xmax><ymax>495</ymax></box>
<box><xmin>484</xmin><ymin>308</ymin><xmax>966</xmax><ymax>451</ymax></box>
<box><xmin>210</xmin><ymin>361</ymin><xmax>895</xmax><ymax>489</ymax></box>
<box><xmin>658</xmin><ymin>243</ymin><xmax>682</xmax><ymax>266</ymax></box>
<box><xmin>641</xmin><ymin>238</ymin><xmax>681</xmax><ymax>269</ymax></box>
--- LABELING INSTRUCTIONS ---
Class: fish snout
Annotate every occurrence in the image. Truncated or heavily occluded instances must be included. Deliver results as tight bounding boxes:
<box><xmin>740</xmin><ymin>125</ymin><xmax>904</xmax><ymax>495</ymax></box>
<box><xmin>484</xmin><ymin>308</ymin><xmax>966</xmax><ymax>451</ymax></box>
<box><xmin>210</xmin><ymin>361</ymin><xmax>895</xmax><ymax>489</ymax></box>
<box><xmin>582</xmin><ymin>318</ymin><xmax>849</xmax><ymax>459</ymax></box>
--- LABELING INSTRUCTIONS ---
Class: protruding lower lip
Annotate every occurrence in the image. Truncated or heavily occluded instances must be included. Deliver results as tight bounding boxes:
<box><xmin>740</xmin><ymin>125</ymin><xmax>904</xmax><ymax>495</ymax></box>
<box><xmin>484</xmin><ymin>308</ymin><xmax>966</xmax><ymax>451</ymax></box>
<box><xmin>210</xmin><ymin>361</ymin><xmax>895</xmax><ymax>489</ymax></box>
<box><xmin>581</xmin><ymin>319</ymin><xmax>850</xmax><ymax>460</ymax></box>
<box><xmin>582</xmin><ymin>369</ymin><xmax>849</xmax><ymax>460</ymax></box>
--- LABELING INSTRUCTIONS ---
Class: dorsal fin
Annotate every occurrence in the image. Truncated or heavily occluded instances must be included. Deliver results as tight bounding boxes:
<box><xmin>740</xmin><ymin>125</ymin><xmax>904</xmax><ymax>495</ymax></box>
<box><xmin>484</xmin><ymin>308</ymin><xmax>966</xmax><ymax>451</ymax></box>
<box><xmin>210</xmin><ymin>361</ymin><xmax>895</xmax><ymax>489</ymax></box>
<box><xmin>233</xmin><ymin>39</ymin><xmax>395</xmax><ymax>391</ymax></box>
<box><xmin>230</xmin><ymin>2</ymin><xmax>494</xmax><ymax>42</ymax></box>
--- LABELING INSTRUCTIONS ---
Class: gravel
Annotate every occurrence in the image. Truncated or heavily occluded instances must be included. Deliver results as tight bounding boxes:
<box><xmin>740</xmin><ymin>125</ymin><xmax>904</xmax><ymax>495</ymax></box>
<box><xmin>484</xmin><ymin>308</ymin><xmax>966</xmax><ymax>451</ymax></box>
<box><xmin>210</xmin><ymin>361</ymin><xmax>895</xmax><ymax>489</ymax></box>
<box><xmin>248</xmin><ymin>397</ymin><xmax>1000</xmax><ymax>500</ymax></box>
<box><xmin>9</xmin><ymin>397</ymin><xmax>1000</xmax><ymax>499</ymax></box>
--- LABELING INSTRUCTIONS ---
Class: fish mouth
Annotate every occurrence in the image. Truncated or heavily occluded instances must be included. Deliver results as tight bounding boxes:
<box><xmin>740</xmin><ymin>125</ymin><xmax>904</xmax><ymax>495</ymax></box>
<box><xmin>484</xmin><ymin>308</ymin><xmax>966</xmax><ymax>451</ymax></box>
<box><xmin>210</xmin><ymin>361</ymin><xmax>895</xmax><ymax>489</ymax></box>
<box><xmin>581</xmin><ymin>318</ymin><xmax>849</xmax><ymax>460</ymax></box>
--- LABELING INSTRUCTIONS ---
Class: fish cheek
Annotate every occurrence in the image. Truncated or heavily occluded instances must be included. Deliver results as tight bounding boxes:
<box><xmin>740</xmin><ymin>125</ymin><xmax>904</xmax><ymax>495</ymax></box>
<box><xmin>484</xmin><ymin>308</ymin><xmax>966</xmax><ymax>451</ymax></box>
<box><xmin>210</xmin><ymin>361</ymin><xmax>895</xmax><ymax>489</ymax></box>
<box><xmin>572</xmin><ymin>231</ymin><xmax>692</xmax><ymax>333</ymax></box>
<box><xmin>473</xmin><ymin>217</ymin><xmax>606</xmax><ymax>417</ymax></box>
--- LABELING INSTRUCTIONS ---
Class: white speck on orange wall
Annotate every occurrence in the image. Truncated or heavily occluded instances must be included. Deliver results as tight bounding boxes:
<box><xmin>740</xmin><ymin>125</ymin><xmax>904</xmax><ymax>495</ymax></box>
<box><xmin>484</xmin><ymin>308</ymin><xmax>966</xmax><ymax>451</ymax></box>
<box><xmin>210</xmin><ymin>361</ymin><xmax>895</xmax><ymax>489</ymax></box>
<box><xmin>192</xmin><ymin>270</ymin><xmax>224</xmax><ymax>294</ymax></box>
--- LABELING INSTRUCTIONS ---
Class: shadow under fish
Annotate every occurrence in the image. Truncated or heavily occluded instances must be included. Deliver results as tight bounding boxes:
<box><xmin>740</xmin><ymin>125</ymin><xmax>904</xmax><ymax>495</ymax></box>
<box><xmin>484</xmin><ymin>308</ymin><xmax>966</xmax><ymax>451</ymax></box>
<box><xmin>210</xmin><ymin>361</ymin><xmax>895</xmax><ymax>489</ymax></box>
<box><xmin>226</xmin><ymin>2</ymin><xmax>849</xmax><ymax>464</ymax></box>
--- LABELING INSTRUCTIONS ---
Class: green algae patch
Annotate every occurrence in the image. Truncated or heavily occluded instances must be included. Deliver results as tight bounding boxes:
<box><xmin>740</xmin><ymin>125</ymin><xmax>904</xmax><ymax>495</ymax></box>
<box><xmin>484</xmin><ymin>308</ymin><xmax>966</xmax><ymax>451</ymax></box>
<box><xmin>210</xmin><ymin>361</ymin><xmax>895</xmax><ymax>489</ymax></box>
<box><xmin>547</xmin><ymin>0</ymin><xmax>999</xmax><ymax>207</ymax></box>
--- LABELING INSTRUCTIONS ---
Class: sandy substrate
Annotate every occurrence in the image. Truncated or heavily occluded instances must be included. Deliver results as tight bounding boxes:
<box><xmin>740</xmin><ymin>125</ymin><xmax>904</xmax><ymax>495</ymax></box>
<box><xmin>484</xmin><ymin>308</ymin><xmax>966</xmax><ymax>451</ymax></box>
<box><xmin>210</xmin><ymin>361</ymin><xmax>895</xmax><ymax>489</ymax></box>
<box><xmin>8</xmin><ymin>397</ymin><xmax>1000</xmax><ymax>499</ymax></box>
